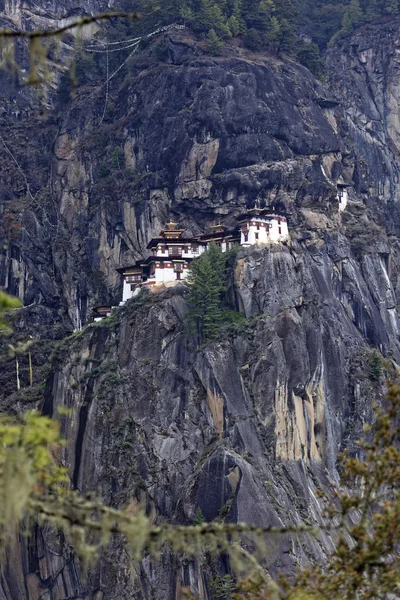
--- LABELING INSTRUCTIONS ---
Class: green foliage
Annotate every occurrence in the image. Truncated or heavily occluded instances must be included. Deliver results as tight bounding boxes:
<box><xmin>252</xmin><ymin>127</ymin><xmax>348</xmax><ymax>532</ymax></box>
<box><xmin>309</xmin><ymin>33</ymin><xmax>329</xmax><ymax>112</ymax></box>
<box><xmin>0</xmin><ymin>410</ymin><xmax>67</xmax><ymax>550</ymax></box>
<box><xmin>209</xmin><ymin>573</ymin><xmax>236</xmax><ymax>599</ymax></box>
<box><xmin>0</xmin><ymin>291</ymin><xmax>21</xmax><ymax>336</ymax></box>
<box><xmin>227</xmin><ymin>15</ymin><xmax>241</xmax><ymax>35</ymax></box>
<box><xmin>206</xmin><ymin>29</ymin><xmax>224</xmax><ymax>55</ymax></box>
<box><xmin>244</xmin><ymin>27</ymin><xmax>263</xmax><ymax>50</ymax></box>
<box><xmin>193</xmin><ymin>506</ymin><xmax>205</xmax><ymax>524</ymax></box>
<box><xmin>296</xmin><ymin>40</ymin><xmax>323</xmax><ymax>77</ymax></box>
<box><xmin>383</xmin><ymin>0</ymin><xmax>399</xmax><ymax>13</ymax></box>
<box><xmin>111</xmin><ymin>146</ymin><xmax>125</xmax><ymax>170</ymax></box>
<box><xmin>368</xmin><ymin>349</ymin><xmax>383</xmax><ymax>381</ymax></box>
<box><xmin>185</xmin><ymin>244</ymin><xmax>239</xmax><ymax>343</ymax></box>
<box><xmin>2</xmin><ymin>0</ymin><xmax>400</xmax><ymax>90</ymax></box>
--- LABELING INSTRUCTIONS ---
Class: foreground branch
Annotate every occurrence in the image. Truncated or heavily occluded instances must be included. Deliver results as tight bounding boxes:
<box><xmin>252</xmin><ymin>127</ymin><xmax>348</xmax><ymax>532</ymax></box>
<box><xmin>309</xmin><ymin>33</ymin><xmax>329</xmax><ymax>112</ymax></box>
<box><xmin>0</xmin><ymin>12</ymin><xmax>139</xmax><ymax>40</ymax></box>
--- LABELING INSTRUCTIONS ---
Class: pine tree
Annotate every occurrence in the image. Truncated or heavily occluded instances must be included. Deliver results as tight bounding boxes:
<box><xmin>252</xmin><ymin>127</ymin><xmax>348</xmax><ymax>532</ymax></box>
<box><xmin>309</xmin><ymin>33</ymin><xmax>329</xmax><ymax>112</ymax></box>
<box><xmin>383</xmin><ymin>0</ymin><xmax>399</xmax><ymax>13</ymax></box>
<box><xmin>227</xmin><ymin>15</ymin><xmax>240</xmax><ymax>35</ymax></box>
<box><xmin>232</xmin><ymin>0</ymin><xmax>242</xmax><ymax>19</ymax></box>
<box><xmin>179</xmin><ymin>5</ymin><xmax>195</xmax><ymax>24</ymax></box>
<box><xmin>341</xmin><ymin>9</ymin><xmax>353</xmax><ymax>32</ymax></box>
<box><xmin>197</xmin><ymin>0</ymin><xmax>215</xmax><ymax>31</ymax></box>
<box><xmin>206</xmin><ymin>28</ymin><xmax>224</xmax><ymax>54</ymax></box>
<box><xmin>244</xmin><ymin>27</ymin><xmax>263</xmax><ymax>49</ymax></box>
<box><xmin>277</xmin><ymin>17</ymin><xmax>297</xmax><ymax>53</ymax></box>
<box><xmin>209</xmin><ymin>4</ymin><xmax>232</xmax><ymax>37</ymax></box>
<box><xmin>296</xmin><ymin>40</ymin><xmax>323</xmax><ymax>77</ymax></box>
<box><xmin>267</xmin><ymin>15</ymin><xmax>281</xmax><ymax>41</ymax></box>
<box><xmin>348</xmin><ymin>0</ymin><xmax>363</xmax><ymax>26</ymax></box>
<box><xmin>186</xmin><ymin>244</ymin><xmax>227</xmax><ymax>342</ymax></box>
<box><xmin>258</xmin><ymin>0</ymin><xmax>275</xmax><ymax>31</ymax></box>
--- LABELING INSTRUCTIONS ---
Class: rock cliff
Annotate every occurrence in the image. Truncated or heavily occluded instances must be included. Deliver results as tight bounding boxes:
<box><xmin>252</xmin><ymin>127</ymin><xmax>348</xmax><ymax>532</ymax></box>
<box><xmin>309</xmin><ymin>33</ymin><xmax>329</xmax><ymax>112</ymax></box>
<box><xmin>1</xmin><ymin>10</ymin><xmax>400</xmax><ymax>600</ymax></box>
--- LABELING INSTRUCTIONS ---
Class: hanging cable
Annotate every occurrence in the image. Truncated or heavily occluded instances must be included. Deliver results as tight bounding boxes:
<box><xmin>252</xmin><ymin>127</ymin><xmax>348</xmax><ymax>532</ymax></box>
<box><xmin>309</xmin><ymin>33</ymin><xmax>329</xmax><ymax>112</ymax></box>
<box><xmin>84</xmin><ymin>39</ymin><xmax>141</xmax><ymax>53</ymax></box>
<box><xmin>99</xmin><ymin>35</ymin><xmax>109</xmax><ymax>124</ymax></box>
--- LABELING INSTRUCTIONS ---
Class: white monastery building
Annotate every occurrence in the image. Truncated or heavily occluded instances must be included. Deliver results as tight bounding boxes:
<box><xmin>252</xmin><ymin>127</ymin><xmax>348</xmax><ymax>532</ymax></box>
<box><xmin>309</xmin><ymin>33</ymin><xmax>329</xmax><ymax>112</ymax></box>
<box><xmin>238</xmin><ymin>208</ymin><xmax>289</xmax><ymax>246</ymax></box>
<box><xmin>337</xmin><ymin>179</ymin><xmax>350</xmax><ymax>213</ymax></box>
<box><xmin>117</xmin><ymin>206</ymin><xmax>290</xmax><ymax>304</ymax></box>
<box><xmin>93</xmin><ymin>206</ymin><xmax>291</xmax><ymax>317</ymax></box>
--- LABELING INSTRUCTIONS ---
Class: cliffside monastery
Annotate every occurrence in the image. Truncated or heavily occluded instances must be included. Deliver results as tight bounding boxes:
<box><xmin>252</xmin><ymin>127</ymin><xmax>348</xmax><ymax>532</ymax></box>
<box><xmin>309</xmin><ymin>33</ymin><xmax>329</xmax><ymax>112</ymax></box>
<box><xmin>117</xmin><ymin>207</ymin><xmax>290</xmax><ymax>304</ymax></box>
<box><xmin>93</xmin><ymin>206</ymin><xmax>289</xmax><ymax>320</ymax></box>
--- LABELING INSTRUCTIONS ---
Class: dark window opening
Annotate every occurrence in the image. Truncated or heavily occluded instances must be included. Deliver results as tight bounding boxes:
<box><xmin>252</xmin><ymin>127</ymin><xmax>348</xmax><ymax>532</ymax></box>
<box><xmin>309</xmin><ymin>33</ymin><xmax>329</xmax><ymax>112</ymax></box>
<box><xmin>255</xmin><ymin>233</ymin><xmax>259</xmax><ymax>240</ymax></box>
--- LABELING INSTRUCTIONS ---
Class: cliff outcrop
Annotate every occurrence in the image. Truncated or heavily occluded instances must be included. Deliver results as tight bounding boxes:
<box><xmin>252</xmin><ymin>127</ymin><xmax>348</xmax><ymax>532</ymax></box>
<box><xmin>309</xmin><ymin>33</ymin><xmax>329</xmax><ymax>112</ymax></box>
<box><xmin>1</xmin><ymin>12</ymin><xmax>400</xmax><ymax>600</ymax></box>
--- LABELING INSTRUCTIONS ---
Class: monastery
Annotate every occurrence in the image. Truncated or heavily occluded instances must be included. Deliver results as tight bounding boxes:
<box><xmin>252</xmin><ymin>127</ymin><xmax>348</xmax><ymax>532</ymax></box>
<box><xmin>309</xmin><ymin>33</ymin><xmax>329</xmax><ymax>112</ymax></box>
<box><xmin>119</xmin><ymin>207</ymin><xmax>289</xmax><ymax>304</ymax></box>
<box><xmin>93</xmin><ymin>206</ymin><xmax>290</xmax><ymax>320</ymax></box>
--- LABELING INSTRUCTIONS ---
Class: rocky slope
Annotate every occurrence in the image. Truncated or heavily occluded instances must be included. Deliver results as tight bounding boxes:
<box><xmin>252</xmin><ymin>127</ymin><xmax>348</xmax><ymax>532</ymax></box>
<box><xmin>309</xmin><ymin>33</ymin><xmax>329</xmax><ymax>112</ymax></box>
<box><xmin>1</xmin><ymin>10</ymin><xmax>400</xmax><ymax>600</ymax></box>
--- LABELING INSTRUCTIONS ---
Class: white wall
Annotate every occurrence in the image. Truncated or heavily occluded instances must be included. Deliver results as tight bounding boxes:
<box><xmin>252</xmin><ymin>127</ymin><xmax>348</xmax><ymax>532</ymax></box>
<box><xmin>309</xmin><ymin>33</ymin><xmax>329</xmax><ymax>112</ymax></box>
<box><xmin>154</xmin><ymin>266</ymin><xmax>176</xmax><ymax>283</ymax></box>
<box><xmin>241</xmin><ymin>217</ymin><xmax>289</xmax><ymax>245</ymax></box>
<box><xmin>269</xmin><ymin>217</ymin><xmax>289</xmax><ymax>242</ymax></box>
<box><xmin>338</xmin><ymin>188</ymin><xmax>348</xmax><ymax>212</ymax></box>
<box><xmin>122</xmin><ymin>279</ymin><xmax>135</xmax><ymax>302</ymax></box>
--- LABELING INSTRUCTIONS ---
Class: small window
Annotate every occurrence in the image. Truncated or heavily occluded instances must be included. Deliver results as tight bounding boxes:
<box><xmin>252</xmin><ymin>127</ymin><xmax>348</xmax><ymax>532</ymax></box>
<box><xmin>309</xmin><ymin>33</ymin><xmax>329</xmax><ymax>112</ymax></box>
<box><xmin>244</xmin><ymin>233</ymin><xmax>248</xmax><ymax>242</ymax></box>
<box><xmin>130</xmin><ymin>284</ymin><xmax>136</xmax><ymax>291</ymax></box>
<box><xmin>278</xmin><ymin>227</ymin><xmax>282</xmax><ymax>234</ymax></box>
<box><xmin>255</xmin><ymin>233</ymin><xmax>259</xmax><ymax>240</ymax></box>
<box><xmin>257</xmin><ymin>223</ymin><xmax>260</xmax><ymax>230</ymax></box>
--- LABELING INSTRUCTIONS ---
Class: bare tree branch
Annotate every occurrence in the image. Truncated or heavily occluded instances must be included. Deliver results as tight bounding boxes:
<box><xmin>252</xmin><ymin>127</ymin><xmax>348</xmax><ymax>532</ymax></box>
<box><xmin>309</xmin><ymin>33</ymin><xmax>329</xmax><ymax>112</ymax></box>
<box><xmin>0</xmin><ymin>12</ymin><xmax>139</xmax><ymax>40</ymax></box>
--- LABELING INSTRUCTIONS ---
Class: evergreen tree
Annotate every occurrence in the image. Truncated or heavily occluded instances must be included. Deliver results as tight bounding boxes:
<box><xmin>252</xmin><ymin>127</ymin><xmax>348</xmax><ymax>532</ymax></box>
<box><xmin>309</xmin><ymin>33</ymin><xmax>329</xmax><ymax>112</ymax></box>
<box><xmin>276</xmin><ymin>18</ymin><xmax>297</xmax><ymax>52</ymax></box>
<box><xmin>296</xmin><ymin>40</ymin><xmax>323</xmax><ymax>77</ymax></box>
<box><xmin>341</xmin><ymin>9</ymin><xmax>353</xmax><ymax>33</ymax></box>
<box><xmin>266</xmin><ymin>15</ymin><xmax>281</xmax><ymax>41</ymax></box>
<box><xmin>206</xmin><ymin>28</ymin><xmax>224</xmax><ymax>53</ymax></box>
<box><xmin>244</xmin><ymin>27</ymin><xmax>263</xmax><ymax>49</ymax></box>
<box><xmin>186</xmin><ymin>244</ymin><xmax>227</xmax><ymax>342</ymax></box>
<box><xmin>258</xmin><ymin>0</ymin><xmax>275</xmax><ymax>31</ymax></box>
<box><xmin>209</xmin><ymin>4</ymin><xmax>232</xmax><ymax>37</ymax></box>
<box><xmin>197</xmin><ymin>0</ymin><xmax>215</xmax><ymax>30</ymax></box>
<box><xmin>348</xmin><ymin>0</ymin><xmax>363</xmax><ymax>26</ymax></box>
<box><xmin>232</xmin><ymin>0</ymin><xmax>243</xmax><ymax>19</ymax></box>
<box><xmin>273</xmin><ymin>0</ymin><xmax>297</xmax><ymax>25</ymax></box>
<box><xmin>227</xmin><ymin>14</ymin><xmax>241</xmax><ymax>35</ymax></box>
<box><xmin>179</xmin><ymin>5</ymin><xmax>195</xmax><ymax>24</ymax></box>
<box><xmin>383</xmin><ymin>0</ymin><xmax>399</xmax><ymax>13</ymax></box>
<box><xmin>216</xmin><ymin>0</ymin><xmax>229</xmax><ymax>15</ymax></box>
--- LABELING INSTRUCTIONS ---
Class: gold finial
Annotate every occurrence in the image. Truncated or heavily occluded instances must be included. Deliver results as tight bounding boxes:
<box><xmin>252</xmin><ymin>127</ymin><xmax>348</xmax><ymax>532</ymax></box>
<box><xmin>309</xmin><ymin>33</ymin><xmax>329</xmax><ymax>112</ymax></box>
<box><xmin>166</xmin><ymin>221</ymin><xmax>179</xmax><ymax>231</ymax></box>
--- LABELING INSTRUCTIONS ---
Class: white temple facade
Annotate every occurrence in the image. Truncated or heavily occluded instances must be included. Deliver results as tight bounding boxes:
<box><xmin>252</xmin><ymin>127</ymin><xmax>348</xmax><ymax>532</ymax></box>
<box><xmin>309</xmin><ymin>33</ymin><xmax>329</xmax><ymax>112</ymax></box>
<box><xmin>94</xmin><ymin>208</ymin><xmax>291</xmax><ymax>317</ymax></box>
<box><xmin>337</xmin><ymin>182</ymin><xmax>350</xmax><ymax>213</ymax></box>
<box><xmin>238</xmin><ymin>208</ymin><xmax>289</xmax><ymax>246</ymax></box>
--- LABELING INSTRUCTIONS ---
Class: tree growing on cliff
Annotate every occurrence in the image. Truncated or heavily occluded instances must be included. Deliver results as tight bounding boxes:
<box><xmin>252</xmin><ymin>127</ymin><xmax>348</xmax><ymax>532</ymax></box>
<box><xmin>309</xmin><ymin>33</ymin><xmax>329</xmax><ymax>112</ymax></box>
<box><xmin>206</xmin><ymin>28</ymin><xmax>224</xmax><ymax>54</ymax></box>
<box><xmin>186</xmin><ymin>243</ymin><xmax>228</xmax><ymax>342</ymax></box>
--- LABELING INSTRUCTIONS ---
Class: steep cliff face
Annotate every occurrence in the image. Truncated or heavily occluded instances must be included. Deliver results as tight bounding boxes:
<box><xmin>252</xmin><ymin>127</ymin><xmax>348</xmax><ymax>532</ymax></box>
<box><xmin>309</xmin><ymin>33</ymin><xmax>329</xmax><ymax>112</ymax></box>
<box><xmin>1</xmin><ymin>13</ymin><xmax>400</xmax><ymax>600</ymax></box>
<box><xmin>4</xmin><ymin>237</ymin><xmax>395</xmax><ymax>599</ymax></box>
<box><xmin>327</xmin><ymin>17</ymin><xmax>400</xmax><ymax>207</ymax></box>
<box><xmin>0</xmin><ymin>28</ymin><xmax>354</xmax><ymax>334</ymax></box>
